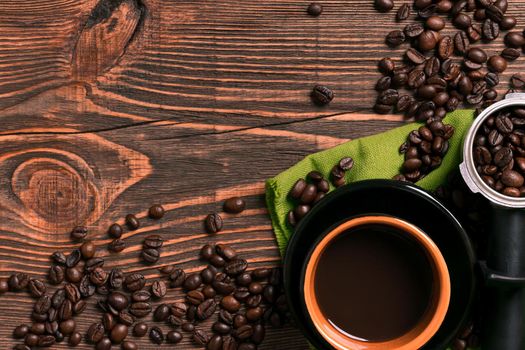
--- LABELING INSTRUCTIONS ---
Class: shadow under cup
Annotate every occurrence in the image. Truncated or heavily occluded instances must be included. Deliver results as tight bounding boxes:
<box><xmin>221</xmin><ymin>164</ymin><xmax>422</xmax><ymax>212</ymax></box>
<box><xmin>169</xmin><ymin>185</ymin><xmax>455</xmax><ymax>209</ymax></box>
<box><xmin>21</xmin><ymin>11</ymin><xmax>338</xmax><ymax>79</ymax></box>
<box><xmin>303</xmin><ymin>216</ymin><xmax>451</xmax><ymax>350</ymax></box>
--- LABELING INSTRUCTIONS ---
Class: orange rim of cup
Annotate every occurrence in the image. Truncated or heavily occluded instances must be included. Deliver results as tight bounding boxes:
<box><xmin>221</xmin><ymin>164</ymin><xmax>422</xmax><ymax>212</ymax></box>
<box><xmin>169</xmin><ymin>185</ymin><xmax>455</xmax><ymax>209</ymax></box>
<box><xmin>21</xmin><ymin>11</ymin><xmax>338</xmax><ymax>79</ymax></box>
<box><xmin>303</xmin><ymin>215</ymin><xmax>451</xmax><ymax>350</ymax></box>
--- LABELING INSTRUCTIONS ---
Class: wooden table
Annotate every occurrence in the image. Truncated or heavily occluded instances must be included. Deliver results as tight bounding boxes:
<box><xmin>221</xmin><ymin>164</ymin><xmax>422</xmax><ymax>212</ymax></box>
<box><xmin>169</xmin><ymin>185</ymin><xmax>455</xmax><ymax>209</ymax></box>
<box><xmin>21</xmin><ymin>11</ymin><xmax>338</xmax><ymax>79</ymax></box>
<box><xmin>2</xmin><ymin>0</ymin><xmax>525</xmax><ymax>348</ymax></box>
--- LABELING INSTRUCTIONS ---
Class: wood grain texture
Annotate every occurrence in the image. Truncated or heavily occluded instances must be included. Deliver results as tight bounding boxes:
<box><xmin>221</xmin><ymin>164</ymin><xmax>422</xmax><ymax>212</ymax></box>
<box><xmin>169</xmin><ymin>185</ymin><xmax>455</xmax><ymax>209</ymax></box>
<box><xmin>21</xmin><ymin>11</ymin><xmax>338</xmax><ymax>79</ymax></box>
<box><xmin>2</xmin><ymin>0</ymin><xmax>525</xmax><ymax>348</ymax></box>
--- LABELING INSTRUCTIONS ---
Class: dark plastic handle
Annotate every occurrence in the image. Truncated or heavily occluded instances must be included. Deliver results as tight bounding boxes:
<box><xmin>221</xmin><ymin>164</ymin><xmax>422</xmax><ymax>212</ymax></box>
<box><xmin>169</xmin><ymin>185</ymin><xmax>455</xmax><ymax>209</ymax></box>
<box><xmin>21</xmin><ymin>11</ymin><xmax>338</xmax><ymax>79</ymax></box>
<box><xmin>482</xmin><ymin>205</ymin><xmax>525</xmax><ymax>350</ymax></box>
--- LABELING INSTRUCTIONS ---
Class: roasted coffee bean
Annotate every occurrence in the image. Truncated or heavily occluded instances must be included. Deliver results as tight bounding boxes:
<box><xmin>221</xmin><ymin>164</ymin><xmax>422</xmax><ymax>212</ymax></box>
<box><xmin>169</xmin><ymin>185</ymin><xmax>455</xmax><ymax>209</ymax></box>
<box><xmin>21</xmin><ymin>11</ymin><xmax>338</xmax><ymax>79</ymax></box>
<box><xmin>468</xmin><ymin>24</ymin><xmax>482</xmax><ymax>42</ymax></box>
<box><xmin>102</xmin><ymin>313</ymin><xmax>116</xmax><ymax>331</ymax></box>
<box><xmin>202</xmin><ymin>285</ymin><xmax>216</xmax><ymax>298</ymax></box>
<box><xmin>187</xmin><ymin>290</ymin><xmax>205</xmax><ymax>305</ymax></box>
<box><xmin>109</xmin><ymin>323</ymin><xmax>128</xmax><ymax>344</ymax></box>
<box><xmin>407</xmin><ymin>70</ymin><xmax>425</xmax><ymax>89</ymax></box>
<box><xmin>207</xmin><ymin>334</ymin><xmax>223</xmax><ymax>350</ymax></box>
<box><xmin>467</xmin><ymin>48</ymin><xmax>488</xmax><ymax>64</ymax></box>
<box><xmin>494</xmin><ymin>147</ymin><xmax>513</xmax><ymax>167</ymax></box>
<box><xmin>122</xmin><ymin>341</ymin><xmax>138</xmax><ymax>350</ymax></box>
<box><xmin>200</xmin><ymin>244</ymin><xmax>215</xmax><ymax>260</ymax></box>
<box><xmin>378</xmin><ymin>57</ymin><xmax>395</xmax><ymax>74</ymax></box>
<box><xmin>59</xmin><ymin>319</ymin><xmax>76</xmax><ymax>335</ymax></box>
<box><xmin>251</xmin><ymin>324</ymin><xmax>265</xmax><ymax>344</ymax></box>
<box><xmin>14</xmin><ymin>324</ymin><xmax>30</xmax><ymax>339</ymax></box>
<box><xmin>454</xmin><ymin>31</ymin><xmax>469</xmax><ymax>55</ymax></box>
<box><xmin>69</xmin><ymin>332</ymin><xmax>82</xmax><ymax>346</ymax></box>
<box><xmin>78</xmin><ymin>276</ymin><xmax>94</xmax><ymax>298</ymax></box>
<box><xmin>108</xmin><ymin>223</ymin><xmax>123</xmax><ymax>238</ymax></box>
<box><xmin>311</xmin><ymin>85</ymin><xmax>334</xmax><ymax>105</ymax></box>
<box><xmin>95</xmin><ymin>337</ymin><xmax>111</xmax><ymax>350</ymax></box>
<box><xmin>378</xmin><ymin>89</ymin><xmax>399</xmax><ymax>106</ymax></box>
<box><xmin>234</xmin><ymin>325</ymin><xmax>254</xmax><ymax>340</ymax></box>
<box><xmin>170</xmin><ymin>302</ymin><xmax>187</xmax><ymax>318</ymax></box>
<box><xmin>184</xmin><ymin>273</ymin><xmax>202</xmax><ymax>290</ymax></box>
<box><xmin>48</xmin><ymin>266</ymin><xmax>64</xmax><ymax>286</ymax></box>
<box><xmin>234</xmin><ymin>287</ymin><xmax>251</xmax><ymax>301</ymax></box>
<box><xmin>500</xmin><ymin>16</ymin><xmax>517</xmax><ymax>30</ymax></box>
<box><xmin>289</xmin><ymin>179</ymin><xmax>306</xmax><ymax>199</ymax></box>
<box><xmin>150</xmin><ymin>280</ymin><xmax>167</xmax><ymax>298</ymax></box>
<box><xmin>9</xmin><ymin>273</ymin><xmax>29</xmax><ymax>291</ymax></box>
<box><xmin>483</xmin><ymin>19</ymin><xmax>499</xmax><ymax>40</ymax></box>
<box><xmin>225</xmin><ymin>259</ymin><xmax>248</xmax><ymax>276</ymax></box>
<box><xmin>25</xmin><ymin>333</ymin><xmax>39</xmax><ymax>347</ymax></box>
<box><xmin>86</xmin><ymin>323</ymin><xmax>105</xmax><ymax>344</ymax></box>
<box><xmin>386</xmin><ymin>30</ymin><xmax>406</xmax><ymax>46</ymax></box>
<box><xmin>406</xmin><ymin>48</ymin><xmax>426</xmax><ymax>65</ymax></box>
<box><xmin>197</xmin><ymin>298</ymin><xmax>217</xmax><ymax>320</ymax></box>
<box><xmin>437</xmin><ymin>36</ymin><xmax>453</xmax><ymax>60</ymax></box>
<box><xmin>246</xmin><ymin>307</ymin><xmax>264</xmax><ymax>322</ymax></box>
<box><xmin>501</xmin><ymin>170</ymin><xmax>524</xmax><ymax>187</ymax></box>
<box><xmin>496</xmin><ymin>114</ymin><xmax>514</xmax><ymax>133</ymax></box>
<box><xmin>169</xmin><ymin>268</ymin><xmax>186</xmax><ymax>288</ymax></box>
<box><xmin>133</xmin><ymin>323</ymin><xmax>148</xmax><ymax>337</ymax></box>
<box><xmin>159</xmin><ymin>265</ymin><xmax>175</xmax><ymax>275</ymax></box>
<box><xmin>486</xmin><ymin>4</ymin><xmax>504</xmax><ymax>23</ymax></box>
<box><xmin>425</xmin><ymin>57</ymin><xmax>440</xmax><ymax>77</ymax></box>
<box><xmin>70</xmin><ymin>226</ymin><xmax>88</xmax><ymax>240</ymax></box>
<box><xmin>34</xmin><ymin>295</ymin><xmax>52</xmax><ymax>314</ymax></box>
<box><xmin>149</xmin><ymin>327</ymin><xmax>164</xmax><ymax>345</ymax></box>
<box><xmin>205</xmin><ymin>213</ymin><xmax>223</xmax><ymax>234</ymax></box>
<box><xmin>108</xmin><ymin>291</ymin><xmax>129</xmax><ymax>311</ymax></box>
<box><xmin>246</xmin><ymin>294</ymin><xmax>263</xmax><ymax>308</ymax></box>
<box><xmin>31</xmin><ymin>323</ymin><xmax>45</xmax><ymax>335</ymax></box>
<box><xmin>419</xmin><ymin>4</ymin><xmax>437</xmax><ymax>18</ymax></box>
<box><xmin>28</xmin><ymin>279</ymin><xmax>46</xmax><ymax>298</ymax></box>
<box><xmin>108</xmin><ymin>238</ymin><xmax>126</xmax><ymax>253</ymax></box>
<box><xmin>51</xmin><ymin>252</ymin><xmax>67</xmax><ymax>265</ymax></box>
<box><xmin>299</xmin><ymin>184</ymin><xmax>317</xmax><ymax>204</ymax></box>
<box><xmin>213</xmin><ymin>279</ymin><xmax>235</xmax><ymax>295</ymax></box>
<box><xmin>418</xmin><ymin>85</ymin><xmax>437</xmax><ymax>99</ymax></box>
<box><xmin>192</xmin><ymin>329</ymin><xmax>210</xmax><ymax>346</ymax></box>
<box><xmin>223</xmin><ymin>197</ymin><xmax>246</xmax><ymax>213</ymax></box>
<box><xmin>233</xmin><ymin>314</ymin><xmax>248</xmax><ymax>329</ymax></box>
<box><xmin>107</xmin><ymin>268</ymin><xmax>123</xmax><ymax>290</ymax></box>
<box><xmin>129</xmin><ymin>302</ymin><xmax>151</xmax><ymax>318</ymax></box>
<box><xmin>142</xmin><ymin>248</ymin><xmax>160</xmax><ymax>264</ymax></box>
<box><xmin>168</xmin><ymin>314</ymin><xmax>184</xmax><ymax>327</ymax></box>
<box><xmin>391</xmin><ymin>72</ymin><xmax>408</xmax><ymax>88</ymax></box>
<box><xmin>167</xmin><ymin>330</ymin><xmax>183</xmax><ymax>344</ymax></box>
<box><xmin>307</xmin><ymin>2</ymin><xmax>322</xmax><ymax>16</ymax></box>
<box><xmin>148</xmin><ymin>204</ymin><xmax>165</xmax><ymax>219</ymax></box>
<box><xmin>426</xmin><ymin>15</ymin><xmax>445</xmax><ymax>31</ymax></box>
<box><xmin>223</xmin><ymin>335</ymin><xmax>238</xmax><ymax>350</ymax></box>
<box><xmin>505</xmin><ymin>32</ymin><xmax>525</xmax><ymax>48</ymax></box>
<box><xmin>221</xmin><ymin>295</ymin><xmax>241</xmax><ymax>313</ymax></box>
<box><xmin>213</xmin><ymin>321</ymin><xmax>232</xmax><ymax>335</ymax></box>
<box><xmin>125</xmin><ymin>214</ymin><xmax>140</xmax><ymax>230</ymax></box>
<box><xmin>453</xmin><ymin>13</ymin><xmax>471</xmax><ymax>29</ymax></box>
<box><xmin>405</xmin><ymin>23</ymin><xmax>424</xmax><ymax>38</ymax></box>
<box><xmin>125</xmin><ymin>273</ymin><xmax>145</xmax><ymax>292</ymax></box>
<box><xmin>90</xmin><ymin>267</ymin><xmax>108</xmax><ymax>286</ymax></box>
<box><xmin>85</xmin><ymin>257</ymin><xmax>104</xmax><ymax>272</ymax></box>
<box><xmin>503</xmin><ymin>187</ymin><xmax>521</xmax><ymax>197</ymax></box>
<box><xmin>37</xmin><ymin>335</ymin><xmax>56</xmax><ymax>347</ymax></box>
<box><xmin>143</xmin><ymin>235</ymin><xmax>163</xmax><ymax>249</ymax></box>
<box><xmin>397</xmin><ymin>4</ymin><xmax>411</xmax><ymax>21</ymax></box>
<box><xmin>375</xmin><ymin>0</ymin><xmax>394</xmax><ymax>12</ymax></box>
<box><xmin>182</xmin><ymin>322</ymin><xmax>195</xmax><ymax>332</ymax></box>
<box><xmin>511</xmin><ymin>74</ymin><xmax>525</xmax><ymax>89</ymax></box>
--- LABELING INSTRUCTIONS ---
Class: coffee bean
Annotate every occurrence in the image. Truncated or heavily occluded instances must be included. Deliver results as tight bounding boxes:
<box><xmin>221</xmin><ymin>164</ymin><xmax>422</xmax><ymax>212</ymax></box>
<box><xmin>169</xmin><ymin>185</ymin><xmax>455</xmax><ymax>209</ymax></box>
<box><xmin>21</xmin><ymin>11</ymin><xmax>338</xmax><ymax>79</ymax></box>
<box><xmin>483</xmin><ymin>19</ymin><xmax>499</xmax><ymax>40</ymax></box>
<box><xmin>125</xmin><ymin>214</ymin><xmax>140</xmax><ymax>230</ymax></box>
<box><xmin>148</xmin><ymin>204</ymin><xmax>165</xmax><ymax>219</ymax></box>
<box><xmin>142</xmin><ymin>248</ymin><xmax>160</xmax><ymax>264</ymax></box>
<box><xmin>407</xmin><ymin>70</ymin><xmax>426</xmax><ymax>89</ymax></box>
<box><xmin>95</xmin><ymin>337</ymin><xmax>111</xmax><ymax>350</ymax></box>
<box><xmin>487</xmin><ymin>55</ymin><xmax>507</xmax><ymax>73</ymax></box>
<box><xmin>125</xmin><ymin>273</ymin><xmax>145</xmax><ymax>292</ymax></box>
<box><xmin>14</xmin><ymin>325</ymin><xmax>30</xmax><ymax>339</ymax></box>
<box><xmin>453</xmin><ymin>13</ymin><xmax>471</xmax><ymax>29</ymax></box>
<box><xmin>234</xmin><ymin>287</ymin><xmax>250</xmax><ymax>301</ymax></box>
<box><xmin>28</xmin><ymin>279</ymin><xmax>46</xmax><ymax>298</ymax></box>
<box><xmin>108</xmin><ymin>291</ymin><xmax>129</xmax><ymax>311</ymax></box>
<box><xmin>375</xmin><ymin>0</ymin><xmax>394</xmax><ymax>12</ymax></box>
<box><xmin>208</xmin><ymin>334</ymin><xmax>223</xmax><ymax>350</ymax></box>
<box><xmin>122</xmin><ymin>341</ymin><xmax>138</xmax><ymax>350</ymax></box>
<box><xmin>59</xmin><ymin>319</ymin><xmax>76</xmax><ymax>335</ymax></box>
<box><xmin>221</xmin><ymin>295</ymin><xmax>241</xmax><ymax>313</ymax></box>
<box><xmin>69</xmin><ymin>332</ymin><xmax>82</xmax><ymax>346</ymax></box>
<box><xmin>378</xmin><ymin>58</ymin><xmax>395</xmax><ymax>75</ymax></box>
<box><xmin>494</xmin><ymin>147</ymin><xmax>513</xmax><ymax>167</ymax></box>
<box><xmin>501</xmin><ymin>16</ymin><xmax>516</xmax><ymax>30</ymax></box>
<box><xmin>502</xmin><ymin>48</ymin><xmax>520</xmax><ymax>61</ymax></box>
<box><xmin>454</xmin><ymin>31</ymin><xmax>469</xmax><ymax>55</ymax></box>
<box><xmin>511</xmin><ymin>74</ymin><xmax>525</xmax><ymax>89</ymax></box>
<box><xmin>9</xmin><ymin>273</ymin><xmax>29</xmax><ymax>291</ymax></box>
<box><xmin>311</xmin><ymin>85</ymin><xmax>334</xmax><ymax>106</ymax></box>
<box><xmin>150</xmin><ymin>280</ymin><xmax>166</xmax><ymax>299</ymax></box>
<box><xmin>187</xmin><ymin>290</ymin><xmax>205</xmax><ymax>305</ymax></box>
<box><xmin>486</xmin><ymin>4</ymin><xmax>504</xmax><ymax>22</ymax></box>
<box><xmin>143</xmin><ymin>234</ymin><xmax>163</xmax><ymax>250</ymax></box>
<box><xmin>168</xmin><ymin>314</ymin><xmax>184</xmax><ymax>327</ymax></box>
<box><xmin>307</xmin><ymin>2</ymin><xmax>322</xmax><ymax>16</ymax></box>
<box><xmin>197</xmin><ymin>298</ymin><xmax>217</xmax><ymax>320</ymax></box>
<box><xmin>169</xmin><ymin>269</ymin><xmax>186</xmax><ymax>288</ymax></box>
<box><xmin>193</xmin><ymin>329</ymin><xmax>210</xmax><ymax>346</ymax></box>
<box><xmin>37</xmin><ymin>335</ymin><xmax>56</xmax><ymax>347</ymax></box>
<box><xmin>149</xmin><ymin>326</ymin><xmax>164</xmax><ymax>345</ymax></box>
<box><xmin>184</xmin><ymin>273</ymin><xmax>202</xmax><ymax>290</ymax></box>
<box><xmin>167</xmin><ymin>330</ymin><xmax>183</xmax><ymax>344</ymax></box>
<box><xmin>90</xmin><ymin>267</ymin><xmax>108</xmax><ymax>286</ymax></box>
<box><xmin>397</xmin><ymin>4</ymin><xmax>411</xmax><ymax>21</ymax></box>
<box><xmin>51</xmin><ymin>252</ymin><xmax>67</xmax><ymax>265</ymax></box>
<box><xmin>251</xmin><ymin>324</ymin><xmax>265</xmax><ymax>344</ymax></box>
<box><xmin>213</xmin><ymin>322</ymin><xmax>232</xmax><ymax>335</ymax></box>
<box><xmin>70</xmin><ymin>226</ymin><xmax>88</xmax><ymax>241</ymax></box>
<box><xmin>299</xmin><ymin>184</ymin><xmax>317</xmax><ymax>204</ymax></box>
<box><xmin>223</xmin><ymin>197</ymin><xmax>246</xmax><ymax>214</ymax></box>
<box><xmin>502</xmin><ymin>170</ymin><xmax>524</xmax><ymax>187</ymax></box>
<box><xmin>85</xmin><ymin>257</ymin><xmax>104</xmax><ymax>272</ymax></box>
<box><xmin>406</xmin><ymin>48</ymin><xmax>426</xmax><ymax>65</ymax></box>
<box><xmin>503</xmin><ymin>187</ymin><xmax>521</xmax><ymax>197</ymax></box>
<box><xmin>182</xmin><ymin>322</ymin><xmax>195</xmax><ymax>332</ymax></box>
<box><xmin>108</xmin><ymin>323</ymin><xmax>127</xmax><ymax>344</ymax></box>
<box><xmin>246</xmin><ymin>294</ymin><xmax>262</xmax><ymax>308</ymax></box>
<box><xmin>496</xmin><ymin>114</ymin><xmax>514</xmax><ymax>134</ymax></box>
<box><xmin>419</xmin><ymin>30</ymin><xmax>438</xmax><ymax>51</ymax></box>
<box><xmin>223</xmin><ymin>335</ymin><xmax>238</xmax><ymax>350</ymax></box>
<box><xmin>34</xmin><ymin>295</ymin><xmax>52</xmax><ymax>314</ymax></box>
<box><xmin>505</xmin><ymin>32</ymin><xmax>525</xmax><ymax>48</ymax></box>
<box><xmin>234</xmin><ymin>325</ymin><xmax>254</xmax><ymax>340</ymax></box>
<box><xmin>419</xmin><ymin>4</ymin><xmax>437</xmax><ymax>18</ymax></box>
<box><xmin>86</xmin><ymin>323</ymin><xmax>105</xmax><ymax>344</ymax></box>
<box><xmin>436</xmin><ymin>36</ymin><xmax>453</xmax><ymax>60</ymax></box>
<box><xmin>404</xmin><ymin>23</ymin><xmax>424</xmax><ymax>39</ymax></box>
<box><xmin>468</xmin><ymin>25</ymin><xmax>482</xmax><ymax>42</ymax></box>
<box><xmin>205</xmin><ymin>213</ymin><xmax>223</xmax><ymax>234</ymax></box>
<box><xmin>386</xmin><ymin>30</ymin><xmax>406</xmax><ymax>46</ymax></box>
<box><xmin>25</xmin><ymin>333</ymin><xmax>39</xmax><ymax>347</ymax></box>
<box><xmin>225</xmin><ymin>259</ymin><xmax>248</xmax><ymax>276</ymax></box>
<box><xmin>79</xmin><ymin>241</ymin><xmax>96</xmax><ymax>259</ymax></box>
<box><xmin>108</xmin><ymin>223</ymin><xmax>123</xmax><ymax>238</ymax></box>
<box><xmin>109</xmin><ymin>238</ymin><xmax>126</xmax><ymax>253</ymax></box>
<box><xmin>129</xmin><ymin>302</ymin><xmax>151</xmax><ymax>318</ymax></box>
<box><xmin>133</xmin><ymin>323</ymin><xmax>148</xmax><ymax>337</ymax></box>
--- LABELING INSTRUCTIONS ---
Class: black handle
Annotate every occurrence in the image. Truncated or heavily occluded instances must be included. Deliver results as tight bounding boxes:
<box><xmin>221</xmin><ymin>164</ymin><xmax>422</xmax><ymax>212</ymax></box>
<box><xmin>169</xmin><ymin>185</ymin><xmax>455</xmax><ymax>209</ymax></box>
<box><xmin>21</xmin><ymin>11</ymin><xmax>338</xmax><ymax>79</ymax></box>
<box><xmin>482</xmin><ymin>205</ymin><xmax>525</xmax><ymax>350</ymax></box>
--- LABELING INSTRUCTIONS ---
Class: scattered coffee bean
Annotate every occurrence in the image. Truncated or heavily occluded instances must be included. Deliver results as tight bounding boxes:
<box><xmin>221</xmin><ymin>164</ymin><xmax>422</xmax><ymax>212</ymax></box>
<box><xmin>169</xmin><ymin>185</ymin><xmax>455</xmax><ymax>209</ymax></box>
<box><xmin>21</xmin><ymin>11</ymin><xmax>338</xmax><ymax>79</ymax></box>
<box><xmin>125</xmin><ymin>214</ymin><xmax>140</xmax><ymax>230</ymax></box>
<box><xmin>311</xmin><ymin>85</ymin><xmax>334</xmax><ymax>106</ymax></box>
<box><xmin>70</xmin><ymin>226</ymin><xmax>88</xmax><ymax>241</ymax></box>
<box><xmin>148</xmin><ymin>204</ymin><xmax>165</xmax><ymax>219</ymax></box>
<box><xmin>205</xmin><ymin>213</ymin><xmax>223</xmax><ymax>234</ymax></box>
<box><xmin>223</xmin><ymin>197</ymin><xmax>246</xmax><ymax>213</ymax></box>
<box><xmin>108</xmin><ymin>223</ymin><xmax>123</xmax><ymax>238</ymax></box>
<box><xmin>375</xmin><ymin>0</ymin><xmax>394</xmax><ymax>12</ymax></box>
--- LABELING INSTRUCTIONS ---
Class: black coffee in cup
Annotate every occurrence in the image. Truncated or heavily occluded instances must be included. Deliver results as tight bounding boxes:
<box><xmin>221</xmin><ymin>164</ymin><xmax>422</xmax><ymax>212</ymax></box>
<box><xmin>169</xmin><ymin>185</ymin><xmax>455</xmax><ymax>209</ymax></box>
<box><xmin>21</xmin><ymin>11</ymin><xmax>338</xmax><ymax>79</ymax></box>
<box><xmin>314</xmin><ymin>223</ymin><xmax>434</xmax><ymax>342</ymax></box>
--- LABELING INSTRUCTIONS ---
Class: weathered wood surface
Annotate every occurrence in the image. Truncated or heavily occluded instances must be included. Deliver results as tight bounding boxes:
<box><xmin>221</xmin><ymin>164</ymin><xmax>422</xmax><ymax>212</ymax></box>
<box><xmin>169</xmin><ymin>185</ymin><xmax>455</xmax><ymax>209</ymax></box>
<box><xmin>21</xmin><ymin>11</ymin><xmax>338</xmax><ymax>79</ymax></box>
<box><xmin>2</xmin><ymin>0</ymin><xmax>525</xmax><ymax>348</ymax></box>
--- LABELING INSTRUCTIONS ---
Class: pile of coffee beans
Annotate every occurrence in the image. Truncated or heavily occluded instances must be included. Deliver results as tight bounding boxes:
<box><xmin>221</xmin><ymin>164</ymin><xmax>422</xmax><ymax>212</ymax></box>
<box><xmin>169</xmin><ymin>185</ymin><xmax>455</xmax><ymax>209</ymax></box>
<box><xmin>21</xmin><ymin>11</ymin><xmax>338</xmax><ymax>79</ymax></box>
<box><xmin>395</xmin><ymin>118</ymin><xmax>455</xmax><ymax>182</ymax></box>
<box><xmin>8</xmin><ymin>197</ymin><xmax>284</xmax><ymax>349</ymax></box>
<box><xmin>287</xmin><ymin>157</ymin><xmax>353</xmax><ymax>226</ymax></box>
<box><xmin>472</xmin><ymin>106</ymin><xmax>525</xmax><ymax>197</ymax></box>
<box><xmin>374</xmin><ymin>0</ymin><xmax>524</xmax><ymax>119</ymax></box>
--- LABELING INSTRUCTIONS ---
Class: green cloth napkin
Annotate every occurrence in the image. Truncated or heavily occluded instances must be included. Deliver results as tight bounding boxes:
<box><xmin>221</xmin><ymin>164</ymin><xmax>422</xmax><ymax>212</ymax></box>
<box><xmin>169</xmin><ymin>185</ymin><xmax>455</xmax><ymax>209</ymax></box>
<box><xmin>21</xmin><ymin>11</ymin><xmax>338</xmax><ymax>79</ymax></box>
<box><xmin>266</xmin><ymin>109</ymin><xmax>475</xmax><ymax>257</ymax></box>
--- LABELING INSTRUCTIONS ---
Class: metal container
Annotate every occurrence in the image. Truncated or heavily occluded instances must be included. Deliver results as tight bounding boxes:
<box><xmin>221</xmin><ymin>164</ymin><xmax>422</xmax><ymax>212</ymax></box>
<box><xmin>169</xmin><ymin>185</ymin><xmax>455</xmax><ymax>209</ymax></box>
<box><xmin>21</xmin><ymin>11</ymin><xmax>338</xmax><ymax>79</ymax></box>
<box><xmin>460</xmin><ymin>93</ymin><xmax>525</xmax><ymax>350</ymax></box>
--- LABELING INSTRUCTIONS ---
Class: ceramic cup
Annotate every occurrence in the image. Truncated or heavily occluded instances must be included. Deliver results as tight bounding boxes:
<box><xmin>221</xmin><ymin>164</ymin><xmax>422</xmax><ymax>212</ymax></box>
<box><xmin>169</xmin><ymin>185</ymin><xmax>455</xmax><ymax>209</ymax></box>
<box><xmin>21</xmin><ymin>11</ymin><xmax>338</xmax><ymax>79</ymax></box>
<box><xmin>303</xmin><ymin>215</ymin><xmax>451</xmax><ymax>350</ymax></box>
